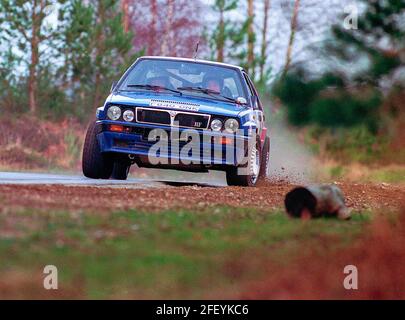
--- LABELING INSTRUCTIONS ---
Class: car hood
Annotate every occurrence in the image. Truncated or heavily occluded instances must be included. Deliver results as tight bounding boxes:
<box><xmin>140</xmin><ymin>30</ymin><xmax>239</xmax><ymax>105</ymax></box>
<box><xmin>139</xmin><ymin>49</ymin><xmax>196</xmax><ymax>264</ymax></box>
<box><xmin>108</xmin><ymin>91</ymin><xmax>246</xmax><ymax>117</ymax></box>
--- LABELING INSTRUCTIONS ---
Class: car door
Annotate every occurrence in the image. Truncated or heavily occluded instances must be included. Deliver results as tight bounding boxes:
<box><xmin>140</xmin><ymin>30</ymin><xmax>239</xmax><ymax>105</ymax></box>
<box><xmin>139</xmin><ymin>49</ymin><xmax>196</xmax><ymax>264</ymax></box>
<box><xmin>243</xmin><ymin>73</ymin><xmax>266</xmax><ymax>144</ymax></box>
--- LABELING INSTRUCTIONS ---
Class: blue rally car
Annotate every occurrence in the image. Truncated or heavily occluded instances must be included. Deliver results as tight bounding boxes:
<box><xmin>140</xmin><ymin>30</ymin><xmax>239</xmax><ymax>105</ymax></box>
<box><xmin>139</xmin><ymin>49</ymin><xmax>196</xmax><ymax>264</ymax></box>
<box><xmin>82</xmin><ymin>56</ymin><xmax>270</xmax><ymax>186</ymax></box>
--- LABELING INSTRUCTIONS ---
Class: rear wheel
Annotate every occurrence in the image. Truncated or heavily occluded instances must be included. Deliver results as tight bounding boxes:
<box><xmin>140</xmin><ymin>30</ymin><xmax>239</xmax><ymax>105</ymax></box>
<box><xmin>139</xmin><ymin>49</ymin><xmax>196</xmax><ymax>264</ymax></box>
<box><xmin>226</xmin><ymin>137</ymin><xmax>261</xmax><ymax>187</ymax></box>
<box><xmin>82</xmin><ymin>121</ymin><xmax>113</xmax><ymax>179</ymax></box>
<box><xmin>258</xmin><ymin>136</ymin><xmax>270</xmax><ymax>181</ymax></box>
<box><xmin>112</xmin><ymin>160</ymin><xmax>131</xmax><ymax>180</ymax></box>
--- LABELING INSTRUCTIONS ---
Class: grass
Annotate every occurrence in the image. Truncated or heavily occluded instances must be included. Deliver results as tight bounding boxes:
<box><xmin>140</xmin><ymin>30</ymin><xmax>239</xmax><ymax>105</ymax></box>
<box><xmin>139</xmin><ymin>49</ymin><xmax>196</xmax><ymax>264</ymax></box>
<box><xmin>368</xmin><ymin>167</ymin><xmax>405</xmax><ymax>183</ymax></box>
<box><xmin>318</xmin><ymin>163</ymin><xmax>405</xmax><ymax>183</ymax></box>
<box><xmin>0</xmin><ymin>206</ymin><xmax>371</xmax><ymax>299</ymax></box>
<box><xmin>303</xmin><ymin>125</ymin><xmax>401</xmax><ymax>165</ymax></box>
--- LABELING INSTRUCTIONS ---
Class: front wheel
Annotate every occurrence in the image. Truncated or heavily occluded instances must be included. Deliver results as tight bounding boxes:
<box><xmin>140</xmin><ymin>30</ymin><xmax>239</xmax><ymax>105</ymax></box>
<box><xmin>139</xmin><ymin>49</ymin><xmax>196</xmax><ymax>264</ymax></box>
<box><xmin>82</xmin><ymin>121</ymin><xmax>113</xmax><ymax>179</ymax></box>
<box><xmin>226</xmin><ymin>137</ymin><xmax>261</xmax><ymax>187</ymax></box>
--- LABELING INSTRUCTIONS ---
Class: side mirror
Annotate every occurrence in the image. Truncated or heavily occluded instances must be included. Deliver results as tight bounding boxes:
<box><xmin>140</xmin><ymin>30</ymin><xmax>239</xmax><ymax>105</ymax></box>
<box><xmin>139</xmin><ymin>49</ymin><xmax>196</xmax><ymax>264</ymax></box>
<box><xmin>110</xmin><ymin>81</ymin><xmax>118</xmax><ymax>93</ymax></box>
<box><xmin>236</xmin><ymin>97</ymin><xmax>247</xmax><ymax>105</ymax></box>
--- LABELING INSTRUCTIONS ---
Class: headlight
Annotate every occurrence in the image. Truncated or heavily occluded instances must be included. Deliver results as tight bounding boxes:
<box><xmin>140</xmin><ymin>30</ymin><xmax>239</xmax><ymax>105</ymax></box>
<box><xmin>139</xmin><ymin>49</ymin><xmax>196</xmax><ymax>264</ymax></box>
<box><xmin>107</xmin><ymin>106</ymin><xmax>121</xmax><ymax>120</ymax></box>
<box><xmin>123</xmin><ymin>109</ymin><xmax>134</xmax><ymax>122</ymax></box>
<box><xmin>224</xmin><ymin>118</ymin><xmax>239</xmax><ymax>133</ymax></box>
<box><xmin>210</xmin><ymin>119</ymin><xmax>223</xmax><ymax>131</ymax></box>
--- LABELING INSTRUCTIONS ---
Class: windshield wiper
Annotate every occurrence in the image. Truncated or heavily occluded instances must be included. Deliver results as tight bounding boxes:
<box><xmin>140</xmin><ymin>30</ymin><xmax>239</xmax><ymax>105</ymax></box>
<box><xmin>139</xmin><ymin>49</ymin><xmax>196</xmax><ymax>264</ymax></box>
<box><xmin>125</xmin><ymin>84</ymin><xmax>182</xmax><ymax>95</ymax></box>
<box><xmin>177</xmin><ymin>86</ymin><xmax>237</xmax><ymax>103</ymax></box>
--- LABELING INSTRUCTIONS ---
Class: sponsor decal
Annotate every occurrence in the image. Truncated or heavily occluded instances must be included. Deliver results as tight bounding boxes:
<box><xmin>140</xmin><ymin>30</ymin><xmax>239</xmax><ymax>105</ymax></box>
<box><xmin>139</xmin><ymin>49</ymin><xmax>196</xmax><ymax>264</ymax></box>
<box><xmin>150</xmin><ymin>99</ymin><xmax>200</xmax><ymax>111</ymax></box>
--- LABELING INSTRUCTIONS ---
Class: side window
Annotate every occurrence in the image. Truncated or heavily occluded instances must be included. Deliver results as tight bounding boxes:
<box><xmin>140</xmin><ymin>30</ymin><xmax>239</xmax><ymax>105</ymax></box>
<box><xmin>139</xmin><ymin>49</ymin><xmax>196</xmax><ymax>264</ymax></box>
<box><xmin>243</xmin><ymin>73</ymin><xmax>262</xmax><ymax>110</ymax></box>
<box><xmin>243</xmin><ymin>73</ymin><xmax>254</xmax><ymax>98</ymax></box>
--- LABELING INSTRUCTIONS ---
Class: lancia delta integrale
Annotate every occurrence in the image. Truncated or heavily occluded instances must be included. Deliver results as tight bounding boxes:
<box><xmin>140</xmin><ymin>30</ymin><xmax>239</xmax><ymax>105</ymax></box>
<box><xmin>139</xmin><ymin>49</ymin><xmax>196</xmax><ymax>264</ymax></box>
<box><xmin>82</xmin><ymin>56</ymin><xmax>270</xmax><ymax>186</ymax></box>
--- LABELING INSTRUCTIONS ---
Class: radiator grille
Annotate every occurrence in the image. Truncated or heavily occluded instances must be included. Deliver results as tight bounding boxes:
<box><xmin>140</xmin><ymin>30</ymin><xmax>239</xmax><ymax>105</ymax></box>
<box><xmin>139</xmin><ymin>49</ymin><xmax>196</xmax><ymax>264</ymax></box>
<box><xmin>174</xmin><ymin>113</ymin><xmax>209</xmax><ymax>129</ymax></box>
<box><xmin>136</xmin><ymin>107</ymin><xmax>210</xmax><ymax>129</ymax></box>
<box><xmin>136</xmin><ymin>108</ymin><xmax>171</xmax><ymax>125</ymax></box>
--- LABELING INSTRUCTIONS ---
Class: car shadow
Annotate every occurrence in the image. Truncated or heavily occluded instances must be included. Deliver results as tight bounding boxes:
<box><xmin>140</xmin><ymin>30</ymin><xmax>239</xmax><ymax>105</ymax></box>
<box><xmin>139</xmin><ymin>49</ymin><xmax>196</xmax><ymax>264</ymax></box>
<box><xmin>158</xmin><ymin>180</ymin><xmax>225</xmax><ymax>188</ymax></box>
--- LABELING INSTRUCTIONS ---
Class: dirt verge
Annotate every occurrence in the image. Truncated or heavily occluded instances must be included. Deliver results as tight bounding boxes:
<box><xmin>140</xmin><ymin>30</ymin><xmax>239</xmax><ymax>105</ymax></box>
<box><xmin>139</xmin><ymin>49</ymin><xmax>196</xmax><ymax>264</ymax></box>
<box><xmin>0</xmin><ymin>181</ymin><xmax>403</xmax><ymax>214</ymax></box>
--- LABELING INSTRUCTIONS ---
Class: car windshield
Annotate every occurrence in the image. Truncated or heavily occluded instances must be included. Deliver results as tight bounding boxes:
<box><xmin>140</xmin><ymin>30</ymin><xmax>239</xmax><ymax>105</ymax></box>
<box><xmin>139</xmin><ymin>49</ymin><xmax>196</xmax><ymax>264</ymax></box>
<box><xmin>118</xmin><ymin>59</ymin><xmax>247</xmax><ymax>102</ymax></box>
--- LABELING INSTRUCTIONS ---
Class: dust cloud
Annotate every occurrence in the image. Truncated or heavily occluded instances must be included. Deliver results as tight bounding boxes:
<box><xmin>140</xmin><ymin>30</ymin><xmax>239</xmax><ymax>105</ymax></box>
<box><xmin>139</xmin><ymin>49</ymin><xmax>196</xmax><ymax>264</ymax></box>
<box><xmin>266</xmin><ymin>111</ymin><xmax>316</xmax><ymax>184</ymax></box>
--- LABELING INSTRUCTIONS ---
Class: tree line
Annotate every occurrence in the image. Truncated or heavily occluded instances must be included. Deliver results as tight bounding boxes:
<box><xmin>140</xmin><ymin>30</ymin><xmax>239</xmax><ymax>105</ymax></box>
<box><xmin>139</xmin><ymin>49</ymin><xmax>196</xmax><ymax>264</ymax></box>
<box><xmin>0</xmin><ymin>0</ymin><xmax>277</xmax><ymax>119</ymax></box>
<box><xmin>0</xmin><ymin>0</ymin><xmax>134</xmax><ymax>118</ymax></box>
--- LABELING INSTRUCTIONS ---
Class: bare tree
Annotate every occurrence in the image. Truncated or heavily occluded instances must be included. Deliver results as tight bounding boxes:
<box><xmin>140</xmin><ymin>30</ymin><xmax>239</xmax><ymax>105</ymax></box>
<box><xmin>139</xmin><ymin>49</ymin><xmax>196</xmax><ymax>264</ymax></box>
<box><xmin>211</xmin><ymin>0</ymin><xmax>238</xmax><ymax>63</ymax></box>
<box><xmin>283</xmin><ymin>0</ymin><xmax>300</xmax><ymax>77</ymax></box>
<box><xmin>0</xmin><ymin>0</ymin><xmax>57</xmax><ymax>113</ymax></box>
<box><xmin>246</xmin><ymin>0</ymin><xmax>255</xmax><ymax>75</ymax></box>
<box><xmin>121</xmin><ymin>0</ymin><xmax>129</xmax><ymax>33</ymax></box>
<box><xmin>160</xmin><ymin>0</ymin><xmax>175</xmax><ymax>55</ymax></box>
<box><xmin>149</xmin><ymin>0</ymin><xmax>158</xmax><ymax>55</ymax></box>
<box><xmin>129</xmin><ymin>0</ymin><xmax>203</xmax><ymax>57</ymax></box>
<box><xmin>217</xmin><ymin>3</ymin><xmax>225</xmax><ymax>62</ymax></box>
<box><xmin>259</xmin><ymin>0</ymin><xmax>271</xmax><ymax>82</ymax></box>
<box><xmin>28</xmin><ymin>0</ymin><xmax>41</xmax><ymax>113</ymax></box>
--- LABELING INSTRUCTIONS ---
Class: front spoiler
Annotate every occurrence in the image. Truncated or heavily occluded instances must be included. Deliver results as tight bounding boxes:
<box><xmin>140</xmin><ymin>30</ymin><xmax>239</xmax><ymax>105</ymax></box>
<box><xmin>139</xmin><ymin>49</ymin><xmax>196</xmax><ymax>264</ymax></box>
<box><xmin>96</xmin><ymin>121</ymin><xmax>250</xmax><ymax>166</ymax></box>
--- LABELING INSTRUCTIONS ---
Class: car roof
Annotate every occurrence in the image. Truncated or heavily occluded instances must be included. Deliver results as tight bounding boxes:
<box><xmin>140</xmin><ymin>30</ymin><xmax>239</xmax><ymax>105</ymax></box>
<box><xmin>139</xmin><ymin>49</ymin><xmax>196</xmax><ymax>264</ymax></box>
<box><xmin>138</xmin><ymin>56</ymin><xmax>245</xmax><ymax>71</ymax></box>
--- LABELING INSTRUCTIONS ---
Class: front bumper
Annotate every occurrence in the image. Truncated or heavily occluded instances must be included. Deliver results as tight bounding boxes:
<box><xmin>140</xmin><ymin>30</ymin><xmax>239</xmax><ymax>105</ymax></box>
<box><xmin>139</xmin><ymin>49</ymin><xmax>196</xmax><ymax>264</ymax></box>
<box><xmin>96</xmin><ymin>120</ymin><xmax>249</xmax><ymax>166</ymax></box>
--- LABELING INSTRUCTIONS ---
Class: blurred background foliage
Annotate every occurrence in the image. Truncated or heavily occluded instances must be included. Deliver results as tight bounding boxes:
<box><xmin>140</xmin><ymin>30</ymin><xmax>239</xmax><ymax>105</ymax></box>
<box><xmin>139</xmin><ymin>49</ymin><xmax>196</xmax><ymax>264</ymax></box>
<box><xmin>271</xmin><ymin>0</ymin><xmax>404</xmax><ymax>165</ymax></box>
<box><xmin>0</xmin><ymin>0</ymin><xmax>138</xmax><ymax>119</ymax></box>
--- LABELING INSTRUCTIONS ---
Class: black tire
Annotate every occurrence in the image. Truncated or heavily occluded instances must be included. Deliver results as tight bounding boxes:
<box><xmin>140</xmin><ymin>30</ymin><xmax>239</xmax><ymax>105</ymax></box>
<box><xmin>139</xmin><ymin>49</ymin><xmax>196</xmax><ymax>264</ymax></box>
<box><xmin>111</xmin><ymin>161</ymin><xmax>131</xmax><ymax>180</ymax></box>
<box><xmin>82</xmin><ymin>121</ymin><xmax>113</xmax><ymax>179</ymax></box>
<box><xmin>226</xmin><ymin>137</ymin><xmax>261</xmax><ymax>187</ymax></box>
<box><xmin>258</xmin><ymin>136</ymin><xmax>270</xmax><ymax>181</ymax></box>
